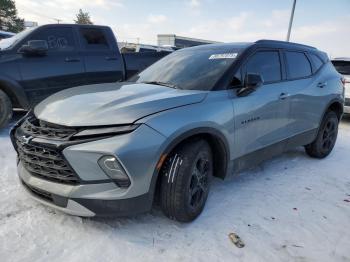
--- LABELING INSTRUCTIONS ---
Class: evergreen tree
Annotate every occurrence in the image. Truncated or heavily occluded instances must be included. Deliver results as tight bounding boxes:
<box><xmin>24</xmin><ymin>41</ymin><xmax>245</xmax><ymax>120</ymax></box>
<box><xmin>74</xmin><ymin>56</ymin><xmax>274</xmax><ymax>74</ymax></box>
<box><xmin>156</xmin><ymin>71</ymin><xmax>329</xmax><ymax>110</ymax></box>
<box><xmin>74</xmin><ymin>9</ymin><xmax>93</xmax><ymax>25</ymax></box>
<box><xmin>0</xmin><ymin>0</ymin><xmax>25</xmax><ymax>33</ymax></box>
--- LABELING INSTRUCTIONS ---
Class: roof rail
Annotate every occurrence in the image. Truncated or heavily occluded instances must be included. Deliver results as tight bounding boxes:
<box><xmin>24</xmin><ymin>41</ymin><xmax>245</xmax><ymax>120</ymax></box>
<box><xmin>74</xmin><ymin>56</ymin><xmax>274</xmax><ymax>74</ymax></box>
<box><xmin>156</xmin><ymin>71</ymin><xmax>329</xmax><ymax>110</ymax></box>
<box><xmin>255</xmin><ymin>39</ymin><xmax>316</xmax><ymax>50</ymax></box>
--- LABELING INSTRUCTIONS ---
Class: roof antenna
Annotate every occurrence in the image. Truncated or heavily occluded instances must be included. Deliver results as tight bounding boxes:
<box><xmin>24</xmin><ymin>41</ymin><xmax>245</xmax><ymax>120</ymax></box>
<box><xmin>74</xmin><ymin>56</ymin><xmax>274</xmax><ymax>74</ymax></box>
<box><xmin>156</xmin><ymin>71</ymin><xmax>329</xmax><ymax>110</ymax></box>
<box><xmin>286</xmin><ymin>0</ymin><xmax>297</xmax><ymax>42</ymax></box>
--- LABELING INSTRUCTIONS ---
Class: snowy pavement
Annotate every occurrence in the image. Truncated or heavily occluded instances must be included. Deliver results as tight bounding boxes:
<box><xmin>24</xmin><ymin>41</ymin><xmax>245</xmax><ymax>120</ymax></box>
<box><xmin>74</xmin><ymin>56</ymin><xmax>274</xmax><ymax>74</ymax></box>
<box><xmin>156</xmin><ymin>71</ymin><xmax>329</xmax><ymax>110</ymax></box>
<box><xmin>1</xmin><ymin>113</ymin><xmax>350</xmax><ymax>262</ymax></box>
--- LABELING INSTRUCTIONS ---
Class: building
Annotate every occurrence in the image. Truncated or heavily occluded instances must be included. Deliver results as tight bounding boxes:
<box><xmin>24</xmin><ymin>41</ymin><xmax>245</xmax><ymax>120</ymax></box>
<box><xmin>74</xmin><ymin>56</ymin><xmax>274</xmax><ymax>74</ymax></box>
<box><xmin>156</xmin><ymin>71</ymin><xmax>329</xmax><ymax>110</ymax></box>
<box><xmin>118</xmin><ymin>42</ymin><xmax>173</xmax><ymax>53</ymax></box>
<box><xmin>24</xmin><ymin>21</ymin><xmax>38</xmax><ymax>29</ymax></box>
<box><xmin>157</xmin><ymin>34</ymin><xmax>220</xmax><ymax>49</ymax></box>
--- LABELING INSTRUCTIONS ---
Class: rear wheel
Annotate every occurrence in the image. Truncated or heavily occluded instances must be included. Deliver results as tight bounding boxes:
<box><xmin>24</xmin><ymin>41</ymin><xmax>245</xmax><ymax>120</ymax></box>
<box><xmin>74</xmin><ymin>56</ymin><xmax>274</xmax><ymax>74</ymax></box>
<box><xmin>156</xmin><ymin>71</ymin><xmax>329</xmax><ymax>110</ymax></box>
<box><xmin>305</xmin><ymin>111</ymin><xmax>339</xmax><ymax>158</ymax></box>
<box><xmin>159</xmin><ymin>139</ymin><xmax>213</xmax><ymax>222</ymax></box>
<box><xmin>0</xmin><ymin>90</ymin><xmax>13</xmax><ymax>129</ymax></box>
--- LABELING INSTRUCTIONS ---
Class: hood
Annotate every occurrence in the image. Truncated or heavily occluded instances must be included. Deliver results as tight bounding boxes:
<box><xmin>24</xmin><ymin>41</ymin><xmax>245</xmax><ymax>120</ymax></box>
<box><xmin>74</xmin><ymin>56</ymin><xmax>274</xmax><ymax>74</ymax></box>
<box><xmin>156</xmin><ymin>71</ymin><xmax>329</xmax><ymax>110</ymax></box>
<box><xmin>34</xmin><ymin>82</ymin><xmax>207</xmax><ymax>126</ymax></box>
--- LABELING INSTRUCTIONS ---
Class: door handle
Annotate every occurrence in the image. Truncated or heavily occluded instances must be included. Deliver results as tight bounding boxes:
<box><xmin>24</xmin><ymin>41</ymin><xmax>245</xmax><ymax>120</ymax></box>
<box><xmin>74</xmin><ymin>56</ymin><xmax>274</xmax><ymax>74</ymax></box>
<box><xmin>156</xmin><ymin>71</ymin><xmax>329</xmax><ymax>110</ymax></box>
<box><xmin>279</xmin><ymin>93</ymin><xmax>290</xmax><ymax>100</ymax></box>
<box><xmin>65</xmin><ymin>57</ymin><xmax>80</xmax><ymax>62</ymax></box>
<box><xmin>317</xmin><ymin>82</ymin><xmax>327</xmax><ymax>88</ymax></box>
<box><xmin>105</xmin><ymin>56</ymin><xmax>118</xmax><ymax>61</ymax></box>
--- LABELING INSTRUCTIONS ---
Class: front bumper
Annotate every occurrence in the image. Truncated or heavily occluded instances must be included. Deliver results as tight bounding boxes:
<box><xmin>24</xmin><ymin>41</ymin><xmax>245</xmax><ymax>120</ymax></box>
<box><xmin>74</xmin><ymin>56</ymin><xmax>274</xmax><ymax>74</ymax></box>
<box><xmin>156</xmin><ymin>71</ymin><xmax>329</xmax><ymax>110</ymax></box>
<box><xmin>15</xmin><ymin>124</ymin><xmax>166</xmax><ymax>217</ymax></box>
<box><xmin>19</xmin><ymin>164</ymin><xmax>153</xmax><ymax>217</ymax></box>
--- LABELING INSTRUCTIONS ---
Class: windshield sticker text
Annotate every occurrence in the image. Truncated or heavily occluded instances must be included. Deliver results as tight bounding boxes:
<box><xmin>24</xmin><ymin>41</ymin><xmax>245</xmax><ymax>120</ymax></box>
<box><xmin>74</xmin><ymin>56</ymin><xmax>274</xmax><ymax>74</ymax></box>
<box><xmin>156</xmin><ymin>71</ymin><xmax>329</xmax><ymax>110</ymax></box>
<box><xmin>209</xmin><ymin>53</ymin><xmax>238</xmax><ymax>60</ymax></box>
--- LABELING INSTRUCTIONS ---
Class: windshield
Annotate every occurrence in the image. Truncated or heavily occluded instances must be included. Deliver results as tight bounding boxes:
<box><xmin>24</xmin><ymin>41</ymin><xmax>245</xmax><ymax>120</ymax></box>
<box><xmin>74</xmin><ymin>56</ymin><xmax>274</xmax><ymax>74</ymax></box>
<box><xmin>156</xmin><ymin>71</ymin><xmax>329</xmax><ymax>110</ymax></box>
<box><xmin>332</xmin><ymin>60</ymin><xmax>350</xmax><ymax>75</ymax></box>
<box><xmin>132</xmin><ymin>48</ymin><xmax>241</xmax><ymax>91</ymax></box>
<box><xmin>0</xmin><ymin>27</ymin><xmax>36</xmax><ymax>50</ymax></box>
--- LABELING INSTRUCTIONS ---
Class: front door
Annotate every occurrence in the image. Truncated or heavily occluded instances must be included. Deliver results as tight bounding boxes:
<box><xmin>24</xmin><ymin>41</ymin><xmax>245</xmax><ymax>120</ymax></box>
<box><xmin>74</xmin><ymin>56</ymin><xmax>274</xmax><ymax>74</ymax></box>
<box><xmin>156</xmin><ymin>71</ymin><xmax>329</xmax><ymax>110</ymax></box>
<box><xmin>232</xmin><ymin>50</ymin><xmax>291</xmax><ymax>162</ymax></box>
<box><xmin>18</xmin><ymin>26</ymin><xmax>85</xmax><ymax>106</ymax></box>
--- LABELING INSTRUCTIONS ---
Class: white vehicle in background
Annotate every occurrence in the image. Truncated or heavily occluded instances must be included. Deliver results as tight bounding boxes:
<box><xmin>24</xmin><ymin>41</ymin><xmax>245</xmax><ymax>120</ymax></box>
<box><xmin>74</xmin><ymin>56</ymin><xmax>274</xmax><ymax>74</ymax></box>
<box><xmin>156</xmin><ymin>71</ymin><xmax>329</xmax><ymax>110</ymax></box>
<box><xmin>0</xmin><ymin>30</ymin><xmax>15</xmax><ymax>40</ymax></box>
<box><xmin>332</xmin><ymin>58</ymin><xmax>350</xmax><ymax>114</ymax></box>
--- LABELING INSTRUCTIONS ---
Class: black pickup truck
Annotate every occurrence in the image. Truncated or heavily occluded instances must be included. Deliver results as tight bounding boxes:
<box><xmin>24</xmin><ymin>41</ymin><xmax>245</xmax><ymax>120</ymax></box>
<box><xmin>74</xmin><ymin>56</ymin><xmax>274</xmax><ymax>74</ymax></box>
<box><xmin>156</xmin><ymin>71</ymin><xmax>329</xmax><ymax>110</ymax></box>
<box><xmin>0</xmin><ymin>24</ymin><xmax>171</xmax><ymax>128</ymax></box>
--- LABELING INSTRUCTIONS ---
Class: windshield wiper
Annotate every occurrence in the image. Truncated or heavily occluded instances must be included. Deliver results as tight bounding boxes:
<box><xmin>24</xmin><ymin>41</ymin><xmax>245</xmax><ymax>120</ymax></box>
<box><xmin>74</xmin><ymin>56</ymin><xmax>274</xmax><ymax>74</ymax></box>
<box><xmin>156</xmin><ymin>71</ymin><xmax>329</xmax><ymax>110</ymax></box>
<box><xmin>142</xmin><ymin>81</ymin><xmax>180</xmax><ymax>89</ymax></box>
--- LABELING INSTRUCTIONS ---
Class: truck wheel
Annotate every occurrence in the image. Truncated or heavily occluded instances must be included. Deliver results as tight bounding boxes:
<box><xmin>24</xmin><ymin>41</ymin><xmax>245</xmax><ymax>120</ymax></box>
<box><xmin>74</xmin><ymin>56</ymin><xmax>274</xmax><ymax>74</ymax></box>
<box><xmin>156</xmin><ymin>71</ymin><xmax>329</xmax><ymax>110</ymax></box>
<box><xmin>305</xmin><ymin>111</ymin><xmax>338</xmax><ymax>158</ymax></box>
<box><xmin>159</xmin><ymin>139</ymin><xmax>213</xmax><ymax>222</ymax></box>
<box><xmin>0</xmin><ymin>90</ymin><xmax>13</xmax><ymax>129</ymax></box>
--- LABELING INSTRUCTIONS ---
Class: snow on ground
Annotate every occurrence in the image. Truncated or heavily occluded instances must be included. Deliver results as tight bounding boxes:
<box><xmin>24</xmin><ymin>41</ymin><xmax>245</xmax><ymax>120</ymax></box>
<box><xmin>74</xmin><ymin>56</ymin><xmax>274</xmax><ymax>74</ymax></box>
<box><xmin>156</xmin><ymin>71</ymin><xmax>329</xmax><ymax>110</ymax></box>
<box><xmin>1</xmin><ymin>113</ymin><xmax>350</xmax><ymax>262</ymax></box>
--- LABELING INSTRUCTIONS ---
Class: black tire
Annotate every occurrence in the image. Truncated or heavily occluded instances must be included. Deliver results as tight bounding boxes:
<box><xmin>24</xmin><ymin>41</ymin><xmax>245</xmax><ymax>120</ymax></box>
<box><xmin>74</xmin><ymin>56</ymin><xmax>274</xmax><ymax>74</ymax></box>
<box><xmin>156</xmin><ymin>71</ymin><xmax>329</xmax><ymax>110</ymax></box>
<box><xmin>159</xmin><ymin>139</ymin><xmax>213</xmax><ymax>222</ymax></box>
<box><xmin>0</xmin><ymin>90</ymin><xmax>13</xmax><ymax>129</ymax></box>
<box><xmin>305</xmin><ymin>111</ymin><xmax>339</xmax><ymax>158</ymax></box>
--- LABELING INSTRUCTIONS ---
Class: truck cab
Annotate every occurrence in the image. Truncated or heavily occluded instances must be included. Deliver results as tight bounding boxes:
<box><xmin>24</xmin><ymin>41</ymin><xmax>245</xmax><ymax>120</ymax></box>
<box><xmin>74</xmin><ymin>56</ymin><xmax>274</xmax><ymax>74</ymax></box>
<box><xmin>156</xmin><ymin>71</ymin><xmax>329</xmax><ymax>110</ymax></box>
<box><xmin>0</xmin><ymin>24</ymin><xmax>170</xmax><ymax>128</ymax></box>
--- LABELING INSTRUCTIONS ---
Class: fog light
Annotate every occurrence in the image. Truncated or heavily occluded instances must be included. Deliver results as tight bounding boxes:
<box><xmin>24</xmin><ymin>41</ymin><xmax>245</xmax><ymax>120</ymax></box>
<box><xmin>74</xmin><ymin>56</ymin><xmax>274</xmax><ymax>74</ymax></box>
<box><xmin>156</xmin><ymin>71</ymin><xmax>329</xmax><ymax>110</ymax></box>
<box><xmin>98</xmin><ymin>156</ymin><xmax>130</xmax><ymax>187</ymax></box>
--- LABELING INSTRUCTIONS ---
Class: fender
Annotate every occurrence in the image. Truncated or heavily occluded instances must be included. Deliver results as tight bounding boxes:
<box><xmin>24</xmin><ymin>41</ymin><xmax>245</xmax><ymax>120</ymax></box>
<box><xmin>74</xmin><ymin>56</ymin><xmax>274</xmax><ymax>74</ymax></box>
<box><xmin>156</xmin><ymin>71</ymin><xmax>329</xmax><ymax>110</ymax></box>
<box><xmin>147</xmin><ymin>126</ymin><xmax>232</xmax><ymax>205</ymax></box>
<box><xmin>0</xmin><ymin>75</ymin><xmax>29</xmax><ymax>109</ymax></box>
<box><xmin>319</xmin><ymin>97</ymin><xmax>344</xmax><ymax>126</ymax></box>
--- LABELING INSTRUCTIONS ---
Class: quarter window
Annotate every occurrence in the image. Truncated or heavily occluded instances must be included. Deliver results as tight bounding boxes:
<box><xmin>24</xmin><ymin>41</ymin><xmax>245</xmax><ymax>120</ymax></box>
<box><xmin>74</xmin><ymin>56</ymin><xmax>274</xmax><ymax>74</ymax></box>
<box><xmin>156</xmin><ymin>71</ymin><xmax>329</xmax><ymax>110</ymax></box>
<box><xmin>245</xmin><ymin>51</ymin><xmax>281</xmax><ymax>83</ymax></box>
<box><xmin>80</xmin><ymin>28</ymin><xmax>109</xmax><ymax>49</ymax></box>
<box><xmin>285</xmin><ymin>51</ymin><xmax>312</xmax><ymax>79</ymax></box>
<box><xmin>309</xmin><ymin>53</ymin><xmax>323</xmax><ymax>72</ymax></box>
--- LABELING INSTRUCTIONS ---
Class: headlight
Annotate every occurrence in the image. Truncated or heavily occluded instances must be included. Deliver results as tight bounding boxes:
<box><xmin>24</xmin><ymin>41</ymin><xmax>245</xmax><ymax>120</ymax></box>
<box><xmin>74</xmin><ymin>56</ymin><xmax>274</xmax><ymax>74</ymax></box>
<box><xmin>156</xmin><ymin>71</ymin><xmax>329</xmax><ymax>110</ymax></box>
<box><xmin>98</xmin><ymin>155</ymin><xmax>131</xmax><ymax>187</ymax></box>
<box><xmin>73</xmin><ymin>124</ymin><xmax>139</xmax><ymax>138</ymax></box>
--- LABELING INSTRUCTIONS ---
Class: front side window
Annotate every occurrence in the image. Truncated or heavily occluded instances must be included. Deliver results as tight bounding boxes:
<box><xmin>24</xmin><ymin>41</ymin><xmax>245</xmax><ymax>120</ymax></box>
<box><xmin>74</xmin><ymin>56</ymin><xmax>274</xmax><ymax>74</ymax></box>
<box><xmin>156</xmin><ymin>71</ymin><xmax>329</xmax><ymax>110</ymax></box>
<box><xmin>245</xmin><ymin>51</ymin><xmax>281</xmax><ymax>83</ymax></box>
<box><xmin>27</xmin><ymin>27</ymin><xmax>76</xmax><ymax>51</ymax></box>
<box><xmin>80</xmin><ymin>28</ymin><xmax>109</xmax><ymax>50</ymax></box>
<box><xmin>285</xmin><ymin>51</ymin><xmax>312</xmax><ymax>79</ymax></box>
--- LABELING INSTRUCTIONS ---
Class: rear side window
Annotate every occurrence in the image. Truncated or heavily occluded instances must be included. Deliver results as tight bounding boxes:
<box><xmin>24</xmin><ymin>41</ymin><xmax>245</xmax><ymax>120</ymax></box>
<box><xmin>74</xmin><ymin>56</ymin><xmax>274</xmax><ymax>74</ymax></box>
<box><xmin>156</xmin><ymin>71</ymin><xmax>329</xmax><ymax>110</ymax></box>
<box><xmin>332</xmin><ymin>61</ymin><xmax>350</xmax><ymax>75</ymax></box>
<box><xmin>27</xmin><ymin>27</ymin><xmax>76</xmax><ymax>51</ymax></box>
<box><xmin>245</xmin><ymin>51</ymin><xmax>281</xmax><ymax>83</ymax></box>
<box><xmin>285</xmin><ymin>51</ymin><xmax>312</xmax><ymax>79</ymax></box>
<box><xmin>309</xmin><ymin>53</ymin><xmax>324</xmax><ymax>72</ymax></box>
<box><xmin>80</xmin><ymin>28</ymin><xmax>109</xmax><ymax>49</ymax></box>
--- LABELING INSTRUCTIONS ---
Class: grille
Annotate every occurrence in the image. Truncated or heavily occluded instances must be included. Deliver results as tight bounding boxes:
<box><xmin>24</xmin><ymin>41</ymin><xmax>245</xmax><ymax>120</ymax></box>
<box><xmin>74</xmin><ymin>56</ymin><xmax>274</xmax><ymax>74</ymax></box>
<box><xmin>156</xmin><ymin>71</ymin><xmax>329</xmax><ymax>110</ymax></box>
<box><xmin>21</xmin><ymin>117</ymin><xmax>77</xmax><ymax>141</ymax></box>
<box><xmin>16</xmin><ymin>140</ymin><xmax>79</xmax><ymax>184</ymax></box>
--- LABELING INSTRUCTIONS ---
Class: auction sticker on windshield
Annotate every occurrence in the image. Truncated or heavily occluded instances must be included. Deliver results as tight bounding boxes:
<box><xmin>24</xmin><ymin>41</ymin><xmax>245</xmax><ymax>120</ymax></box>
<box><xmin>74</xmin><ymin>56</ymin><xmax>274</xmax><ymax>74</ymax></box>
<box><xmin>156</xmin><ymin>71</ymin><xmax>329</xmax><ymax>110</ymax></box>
<box><xmin>209</xmin><ymin>53</ymin><xmax>238</xmax><ymax>59</ymax></box>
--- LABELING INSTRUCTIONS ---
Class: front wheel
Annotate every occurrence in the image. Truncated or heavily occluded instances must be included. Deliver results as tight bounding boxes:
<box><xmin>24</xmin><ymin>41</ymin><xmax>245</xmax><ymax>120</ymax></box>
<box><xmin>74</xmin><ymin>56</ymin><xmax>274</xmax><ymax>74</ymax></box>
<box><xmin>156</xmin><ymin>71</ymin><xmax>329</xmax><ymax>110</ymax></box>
<box><xmin>159</xmin><ymin>139</ymin><xmax>213</xmax><ymax>222</ymax></box>
<box><xmin>305</xmin><ymin>111</ymin><xmax>339</xmax><ymax>158</ymax></box>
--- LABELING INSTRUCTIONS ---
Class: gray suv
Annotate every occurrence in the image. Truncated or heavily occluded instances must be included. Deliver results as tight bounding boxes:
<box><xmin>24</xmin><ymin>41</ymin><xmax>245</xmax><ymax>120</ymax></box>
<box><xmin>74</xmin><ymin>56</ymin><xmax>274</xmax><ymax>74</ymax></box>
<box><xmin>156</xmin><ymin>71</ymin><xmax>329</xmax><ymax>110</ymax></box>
<box><xmin>11</xmin><ymin>40</ymin><xmax>345</xmax><ymax>222</ymax></box>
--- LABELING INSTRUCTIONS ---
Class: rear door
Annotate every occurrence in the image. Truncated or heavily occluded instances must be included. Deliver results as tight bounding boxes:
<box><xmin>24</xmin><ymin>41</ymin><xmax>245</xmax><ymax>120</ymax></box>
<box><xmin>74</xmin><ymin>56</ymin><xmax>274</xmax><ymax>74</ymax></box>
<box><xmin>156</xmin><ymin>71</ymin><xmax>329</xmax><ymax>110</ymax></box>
<box><xmin>78</xmin><ymin>27</ymin><xmax>124</xmax><ymax>84</ymax></box>
<box><xmin>232</xmin><ymin>50</ymin><xmax>291</xmax><ymax>159</ymax></box>
<box><xmin>18</xmin><ymin>26</ymin><xmax>85</xmax><ymax>105</ymax></box>
<box><xmin>283</xmin><ymin>51</ymin><xmax>325</xmax><ymax>135</ymax></box>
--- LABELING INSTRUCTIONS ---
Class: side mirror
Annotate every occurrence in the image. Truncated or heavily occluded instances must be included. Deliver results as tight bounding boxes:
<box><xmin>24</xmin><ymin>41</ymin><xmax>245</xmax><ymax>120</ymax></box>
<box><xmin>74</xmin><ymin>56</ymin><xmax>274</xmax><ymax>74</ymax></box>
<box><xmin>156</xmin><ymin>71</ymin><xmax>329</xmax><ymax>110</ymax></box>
<box><xmin>18</xmin><ymin>40</ymin><xmax>48</xmax><ymax>56</ymax></box>
<box><xmin>237</xmin><ymin>73</ymin><xmax>263</xmax><ymax>97</ymax></box>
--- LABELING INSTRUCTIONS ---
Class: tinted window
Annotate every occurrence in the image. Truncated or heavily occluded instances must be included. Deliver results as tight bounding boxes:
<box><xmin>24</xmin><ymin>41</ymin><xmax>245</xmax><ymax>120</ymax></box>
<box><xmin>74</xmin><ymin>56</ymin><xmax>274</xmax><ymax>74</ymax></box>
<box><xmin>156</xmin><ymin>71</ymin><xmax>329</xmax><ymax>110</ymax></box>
<box><xmin>27</xmin><ymin>27</ymin><xmax>76</xmax><ymax>51</ymax></box>
<box><xmin>332</xmin><ymin>61</ymin><xmax>350</xmax><ymax>75</ymax></box>
<box><xmin>245</xmin><ymin>51</ymin><xmax>281</xmax><ymax>83</ymax></box>
<box><xmin>133</xmin><ymin>48</ymin><xmax>242</xmax><ymax>91</ymax></box>
<box><xmin>80</xmin><ymin>28</ymin><xmax>109</xmax><ymax>49</ymax></box>
<box><xmin>309</xmin><ymin>53</ymin><xmax>323</xmax><ymax>72</ymax></box>
<box><xmin>285</xmin><ymin>51</ymin><xmax>312</xmax><ymax>79</ymax></box>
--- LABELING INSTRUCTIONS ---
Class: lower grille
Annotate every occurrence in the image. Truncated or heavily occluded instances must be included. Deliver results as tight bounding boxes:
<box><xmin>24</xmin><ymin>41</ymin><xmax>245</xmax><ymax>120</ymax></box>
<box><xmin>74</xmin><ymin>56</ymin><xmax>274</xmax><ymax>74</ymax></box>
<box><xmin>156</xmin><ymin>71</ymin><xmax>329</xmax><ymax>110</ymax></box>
<box><xmin>21</xmin><ymin>180</ymin><xmax>54</xmax><ymax>203</ymax></box>
<box><xmin>16</xmin><ymin>140</ymin><xmax>79</xmax><ymax>184</ymax></box>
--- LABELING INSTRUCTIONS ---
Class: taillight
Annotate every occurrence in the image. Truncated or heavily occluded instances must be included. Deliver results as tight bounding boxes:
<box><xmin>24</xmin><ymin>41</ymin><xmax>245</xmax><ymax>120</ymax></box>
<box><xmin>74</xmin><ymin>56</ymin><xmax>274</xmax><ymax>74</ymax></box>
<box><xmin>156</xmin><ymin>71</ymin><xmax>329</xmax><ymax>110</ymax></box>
<box><xmin>341</xmin><ymin>77</ymin><xmax>346</xmax><ymax>87</ymax></box>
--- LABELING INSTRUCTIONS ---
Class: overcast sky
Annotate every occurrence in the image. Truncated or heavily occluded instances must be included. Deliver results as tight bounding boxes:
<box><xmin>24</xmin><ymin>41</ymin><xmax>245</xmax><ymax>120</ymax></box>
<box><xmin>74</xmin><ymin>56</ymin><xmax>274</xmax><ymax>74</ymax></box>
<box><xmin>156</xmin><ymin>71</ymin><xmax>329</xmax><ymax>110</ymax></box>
<box><xmin>15</xmin><ymin>0</ymin><xmax>350</xmax><ymax>57</ymax></box>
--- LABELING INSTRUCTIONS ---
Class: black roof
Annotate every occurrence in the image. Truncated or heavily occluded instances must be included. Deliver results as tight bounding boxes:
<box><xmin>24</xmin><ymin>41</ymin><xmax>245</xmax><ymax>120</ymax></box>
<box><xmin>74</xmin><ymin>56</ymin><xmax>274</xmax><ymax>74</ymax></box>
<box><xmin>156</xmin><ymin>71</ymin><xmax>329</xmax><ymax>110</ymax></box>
<box><xmin>255</xmin><ymin>39</ymin><xmax>317</xmax><ymax>50</ymax></box>
<box><xmin>179</xmin><ymin>39</ymin><xmax>319</xmax><ymax>53</ymax></box>
<box><xmin>37</xmin><ymin>23</ymin><xmax>110</xmax><ymax>29</ymax></box>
